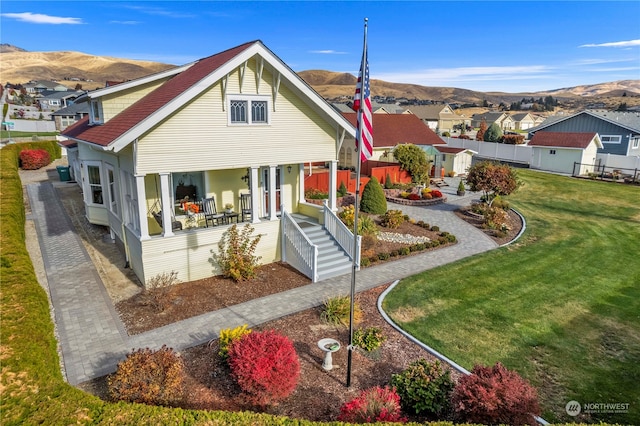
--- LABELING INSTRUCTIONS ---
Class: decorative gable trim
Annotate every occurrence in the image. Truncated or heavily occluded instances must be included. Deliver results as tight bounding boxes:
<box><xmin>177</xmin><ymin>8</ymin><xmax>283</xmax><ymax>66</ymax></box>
<box><xmin>107</xmin><ymin>41</ymin><xmax>354</xmax><ymax>152</ymax></box>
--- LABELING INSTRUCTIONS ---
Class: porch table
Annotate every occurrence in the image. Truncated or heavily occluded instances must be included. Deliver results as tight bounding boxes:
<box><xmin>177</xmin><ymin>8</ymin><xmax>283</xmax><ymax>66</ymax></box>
<box><xmin>224</xmin><ymin>211</ymin><xmax>239</xmax><ymax>224</ymax></box>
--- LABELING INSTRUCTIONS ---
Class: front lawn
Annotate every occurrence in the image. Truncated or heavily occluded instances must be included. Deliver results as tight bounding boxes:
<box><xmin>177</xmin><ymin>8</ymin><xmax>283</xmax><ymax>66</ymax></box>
<box><xmin>383</xmin><ymin>169</ymin><xmax>640</xmax><ymax>424</ymax></box>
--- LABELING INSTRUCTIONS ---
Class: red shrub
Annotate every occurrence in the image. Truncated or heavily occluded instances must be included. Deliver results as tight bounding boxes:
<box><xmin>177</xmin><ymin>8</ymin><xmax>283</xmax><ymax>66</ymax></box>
<box><xmin>408</xmin><ymin>193</ymin><xmax>421</xmax><ymax>200</ymax></box>
<box><xmin>431</xmin><ymin>189</ymin><xmax>443</xmax><ymax>198</ymax></box>
<box><xmin>452</xmin><ymin>362</ymin><xmax>541</xmax><ymax>426</ymax></box>
<box><xmin>338</xmin><ymin>386</ymin><xmax>406</xmax><ymax>423</ymax></box>
<box><xmin>228</xmin><ymin>329</ymin><xmax>300</xmax><ymax>406</ymax></box>
<box><xmin>19</xmin><ymin>149</ymin><xmax>51</xmax><ymax>170</ymax></box>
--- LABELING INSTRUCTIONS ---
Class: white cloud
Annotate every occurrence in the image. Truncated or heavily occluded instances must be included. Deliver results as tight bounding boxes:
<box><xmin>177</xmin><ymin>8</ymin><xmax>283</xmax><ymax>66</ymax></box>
<box><xmin>310</xmin><ymin>50</ymin><xmax>348</xmax><ymax>55</ymax></box>
<box><xmin>375</xmin><ymin>65</ymin><xmax>551</xmax><ymax>85</ymax></box>
<box><xmin>121</xmin><ymin>5</ymin><xmax>195</xmax><ymax>19</ymax></box>
<box><xmin>109</xmin><ymin>20</ymin><xmax>141</xmax><ymax>25</ymax></box>
<box><xmin>0</xmin><ymin>12</ymin><xmax>83</xmax><ymax>24</ymax></box>
<box><xmin>579</xmin><ymin>39</ymin><xmax>640</xmax><ymax>48</ymax></box>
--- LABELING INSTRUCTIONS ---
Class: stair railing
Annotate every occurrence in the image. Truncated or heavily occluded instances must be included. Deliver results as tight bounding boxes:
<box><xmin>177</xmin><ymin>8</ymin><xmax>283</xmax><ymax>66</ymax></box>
<box><xmin>322</xmin><ymin>201</ymin><xmax>361</xmax><ymax>270</ymax></box>
<box><xmin>281</xmin><ymin>209</ymin><xmax>319</xmax><ymax>282</ymax></box>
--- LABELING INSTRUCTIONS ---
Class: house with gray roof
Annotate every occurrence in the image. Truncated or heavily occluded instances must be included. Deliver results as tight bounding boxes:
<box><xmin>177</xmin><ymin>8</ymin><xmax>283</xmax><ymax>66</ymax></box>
<box><xmin>50</xmin><ymin>102</ymin><xmax>90</xmax><ymax>131</ymax></box>
<box><xmin>528</xmin><ymin>110</ymin><xmax>640</xmax><ymax>156</ymax></box>
<box><xmin>404</xmin><ymin>104</ymin><xmax>466</xmax><ymax>133</ymax></box>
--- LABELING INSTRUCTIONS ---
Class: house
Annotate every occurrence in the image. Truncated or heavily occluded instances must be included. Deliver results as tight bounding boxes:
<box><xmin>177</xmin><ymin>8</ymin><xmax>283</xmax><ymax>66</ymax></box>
<box><xmin>510</xmin><ymin>113</ymin><xmax>535</xmax><ymax>131</ymax></box>
<box><xmin>528</xmin><ymin>132</ymin><xmax>602</xmax><ymax>175</ymax></box>
<box><xmin>338</xmin><ymin>113</ymin><xmax>445</xmax><ymax>170</ymax></box>
<box><xmin>528</xmin><ymin>110</ymin><xmax>640</xmax><ymax>156</ymax></box>
<box><xmin>403</xmin><ymin>104</ymin><xmax>466</xmax><ymax>133</ymax></box>
<box><xmin>24</xmin><ymin>80</ymin><xmax>70</xmax><ymax>94</ymax></box>
<box><xmin>38</xmin><ymin>90</ymin><xmax>82</xmax><ymax>112</ymax></box>
<box><xmin>471</xmin><ymin>112</ymin><xmax>515</xmax><ymax>131</ymax></box>
<box><xmin>61</xmin><ymin>40</ymin><xmax>358</xmax><ymax>285</ymax></box>
<box><xmin>50</xmin><ymin>102</ymin><xmax>89</xmax><ymax>131</ymax></box>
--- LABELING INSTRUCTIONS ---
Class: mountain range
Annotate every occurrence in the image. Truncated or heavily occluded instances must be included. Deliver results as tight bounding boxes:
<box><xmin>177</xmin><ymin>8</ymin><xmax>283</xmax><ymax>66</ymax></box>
<box><xmin>2</xmin><ymin>44</ymin><xmax>639</xmax><ymax>108</ymax></box>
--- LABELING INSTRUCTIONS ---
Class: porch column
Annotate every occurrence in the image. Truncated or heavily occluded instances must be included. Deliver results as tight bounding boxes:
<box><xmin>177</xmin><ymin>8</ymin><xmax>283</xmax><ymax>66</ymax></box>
<box><xmin>250</xmin><ymin>166</ymin><xmax>260</xmax><ymax>223</ymax></box>
<box><xmin>328</xmin><ymin>160</ymin><xmax>337</xmax><ymax>211</ymax></box>
<box><xmin>135</xmin><ymin>174</ymin><xmax>150</xmax><ymax>240</ymax></box>
<box><xmin>268</xmin><ymin>165</ymin><xmax>277</xmax><ymax>220</ymax></box>
<box><xmin>159</xmin><ymin>172</ymin><xmax>174</xmax><ymax>237</ymax></box>
<box><xmin>298</xmin><ymin>163</ymin><xmax>305</xmax><ymax>203</ymax></box>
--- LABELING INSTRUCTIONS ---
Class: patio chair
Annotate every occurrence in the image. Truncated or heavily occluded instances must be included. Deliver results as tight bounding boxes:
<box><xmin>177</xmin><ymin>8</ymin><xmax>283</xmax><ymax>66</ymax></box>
<box><xmin>202</xmin><ymin>197</ymin><xmax>225</xmax><ymax>227</ymax></box>
<box><xmin>240</xmin><ymin>193</ymin><xmax>252</xmax><ymax>222</ymax></box>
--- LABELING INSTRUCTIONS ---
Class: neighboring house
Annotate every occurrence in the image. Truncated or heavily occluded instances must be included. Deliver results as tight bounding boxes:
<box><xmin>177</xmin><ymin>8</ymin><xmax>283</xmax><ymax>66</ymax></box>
<box><xmin>404</xmin><ymin>104</ymin><xmax>466</xmax><ymax>133</ymax></box>
<box><xmin>61</xmin><ymin>40</ymin><xmax>357</xmax><ymax>285</ymax></box>
<box><xmin>50</xmin><ymin>102</ymin><xmax>89</xmax><ymax>131</ymax></box>
<box><xmin>528</xmin><ymin>110</ymin><xmax>640</xmax><ymax>156</ymax></box>
<box><xmin>338</xmin><ymin>113</ymin><xmax>445</xmax><ymax>170</ymax></box>
<box><xmin>24</xmin><ymin>80</ymin><xmax>70</xmax><ymax>94</ymax></box>
<box><xmin>38</xmin><ymin>90</ymin><xmax>82</xmax><ymax>112</ymax></box>
<box><xmin>510</xmin><ymin>113</ymin><xmax>535</xmax><ymax>131</ymax></box>
<box><xmin>528</xmin><ymin>131</ymin><xmax>602</xmax><ymax>175</ymax></box>
<box><xmin>432</xmin><ymin>146</ymin><xmax>475</xmax><ymax>176</ymax></box>
<box><xmin>471</xmin><ymin>112</ymin><xmax>515</xmax><ymax>131</ymax></box>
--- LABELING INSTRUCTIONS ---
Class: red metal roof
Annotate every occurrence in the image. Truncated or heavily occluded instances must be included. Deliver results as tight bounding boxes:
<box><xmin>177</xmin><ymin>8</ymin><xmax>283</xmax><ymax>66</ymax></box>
<box><xmin>436</xmin><ymin>146</ymin><xmax>467</xmax><ymax>154</ymax></box>
<box><xmin>528</xmin><ymin>131</ymin><xmax>598</xmax><ymax>149</ymax></box>
<box><xmin>62</xmin><ymin>41</ymin><xmax>258</xmax><ymax>147</ymax></box>
<box><xmin>341</xmin><ymin>113</ymin><xmax>445</xmax><ymax>147</ymax></box>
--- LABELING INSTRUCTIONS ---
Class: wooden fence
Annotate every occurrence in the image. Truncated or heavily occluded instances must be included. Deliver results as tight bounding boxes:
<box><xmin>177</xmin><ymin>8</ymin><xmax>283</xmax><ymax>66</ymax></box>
<box><xmin>304</xmin><ymin>163</ymin><xmax>411</xmax><ymax>194</ymax></box>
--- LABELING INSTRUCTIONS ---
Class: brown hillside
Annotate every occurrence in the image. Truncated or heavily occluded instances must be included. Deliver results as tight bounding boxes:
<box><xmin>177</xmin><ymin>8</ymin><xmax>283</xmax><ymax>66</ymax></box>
<box><xmin>1</xmin><ymin>50</ymin><xmax>175</xmax><ymax>86</ymax></box>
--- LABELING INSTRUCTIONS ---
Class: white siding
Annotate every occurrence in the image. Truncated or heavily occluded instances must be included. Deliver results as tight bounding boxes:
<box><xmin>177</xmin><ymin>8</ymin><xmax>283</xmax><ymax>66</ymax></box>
<box><xmin>140</xmin><ymin>220</ymin><xmax>282</xmax><ymax>283</ymax></box>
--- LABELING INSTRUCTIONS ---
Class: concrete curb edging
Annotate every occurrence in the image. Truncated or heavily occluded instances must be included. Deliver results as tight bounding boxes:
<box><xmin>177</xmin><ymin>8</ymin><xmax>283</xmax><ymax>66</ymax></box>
<box><xmin>501</xmin><ymin>207</ymin><xmax>527</xmax><ymax>247</ymax></box>
<box><xmin>377</xmin><ymin>279</ymin><xmax>549</xmax><ymax>426</ymax></box>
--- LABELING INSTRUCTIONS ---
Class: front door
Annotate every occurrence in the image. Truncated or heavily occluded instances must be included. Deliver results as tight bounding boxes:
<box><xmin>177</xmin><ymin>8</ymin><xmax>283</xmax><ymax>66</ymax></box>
<box><xmin>262</xmin><ymin>167</ymin><xmax>282</xmax><ymax>217</ymax></box>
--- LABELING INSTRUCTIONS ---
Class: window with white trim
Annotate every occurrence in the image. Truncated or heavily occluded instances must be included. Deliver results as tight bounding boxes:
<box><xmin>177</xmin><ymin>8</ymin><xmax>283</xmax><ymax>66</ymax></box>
<box><xmin>83</xmin><ymin>162</ymin><xmax>104</xmax><ymax>205</ymax></box>
<box><xmin>228</xmin><ymin>96</ymin><xmax>270</xmax><ymax>125</ymax></box>
<box><xmin>90</xmin><ymin>100</ymin><xmax>103</xmax><ymax>124</ymax></box>
<box><xmin>601</xmin><ymin>135</ymin><xmax>621</xmax><ymax>144</ymax></box>
<box><xmin>105</xmin><ymin>164</ymin><xmax>119</xmax><ymax>217</ymax></box>
<box><xmin>121</xmin><ymin>171</ymin><xmax>140</xmax><ymax>232</ymax></box>
<box><xmin>631</xmin><ymin>137</ymin><xmax>639</xmax><ymax>149</ymax></box>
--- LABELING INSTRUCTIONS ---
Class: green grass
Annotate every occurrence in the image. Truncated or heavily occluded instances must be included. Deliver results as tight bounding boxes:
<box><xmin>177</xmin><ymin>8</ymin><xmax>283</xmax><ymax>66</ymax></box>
<box><xmin>1</xmin><ymin>130</ymin><xmax>59</xmax><ymax>139</ymax></box>
<box><xmin>383</xmin><ymin>170</ymin><xmax>640</xmax><ymax>423</ymax></box>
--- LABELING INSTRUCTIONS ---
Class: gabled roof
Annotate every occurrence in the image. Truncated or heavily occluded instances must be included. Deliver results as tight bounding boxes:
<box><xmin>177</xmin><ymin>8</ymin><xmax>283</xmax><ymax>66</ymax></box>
<box><xmin>435</xmin><ymin>146</ymin><xmax>473</xmax><ymax>154</ymax></box>
<box><xmin>510</xmin><ymin>113</ymin><xmax>533</xmax><ymax>121</ymax></box>
<box><xmin>50</xmin><ymin>102</ymin><xmax>89</xmax><ymax>116</ymax></box>
<box><xmin>404</xmin><ymin>104</ymin><xmax>458</xmax><ymax>120</ymax></box>
<box><xmin>471</xmin><ymin>112</ymin><xmax>507</xmax><ymax>123</ymax></box>
<box><xmin>63</xmin><ymin>40</ymin><xmax>355</xmax><ymax>151</ymax></box>
<box><xmin>528</xmin><ymin>132</ymin><xmax>602</xmax><ymax>149</ymax></box>
<box><xmin>341</xmin><ymin>112</ymin><xmax>445</xmax><ymax>147</ymax></box>
<box><xmin>529</xmin><ymin>110</ymin><xmax>640</xmax><ymax>134</ymax></box>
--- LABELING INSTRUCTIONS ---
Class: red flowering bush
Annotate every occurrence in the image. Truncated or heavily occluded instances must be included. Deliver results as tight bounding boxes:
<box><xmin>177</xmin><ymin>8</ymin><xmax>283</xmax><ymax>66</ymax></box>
<box><xmin>19</xmin><ymin>149</ymin><xmax>51</xmax><ymax>170</ymax></box>
<box><xmin>452</xmin><ymin>362</ymin><xmax>541</xmax><ymax>426</ymax></box>
<box><xmin>228</xmin><ymin>329</ymin><xmax>300</xmax><ymax>406</ymax></box>
<box><xmin>338</xmin><ymin>386</ymin><xmax>406</xmax><ymax>423</ymax></box>
<box><xmin>431</xmin><ymin>189</ymin><xmax>443</xmax><ymax>198</ymax></box>
<box><xmin>408</xmin><ymin>193</ymin><xmax>421</xmax><ymax>200</ymax></box>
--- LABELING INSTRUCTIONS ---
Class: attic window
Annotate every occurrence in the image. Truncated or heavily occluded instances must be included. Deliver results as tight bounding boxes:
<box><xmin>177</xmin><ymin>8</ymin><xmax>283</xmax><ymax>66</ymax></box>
<box><xmin>228</xmin><ymin>96</ymin><xmax>270</xmax><ymax>125</ymax></box>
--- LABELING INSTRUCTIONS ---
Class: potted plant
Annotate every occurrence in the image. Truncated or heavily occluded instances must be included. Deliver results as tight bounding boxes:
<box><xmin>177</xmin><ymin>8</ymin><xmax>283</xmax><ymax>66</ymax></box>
<box><xmin>457</xmin><ymin>180</ymin><xmax>466</xmax><ymax>196</ymax></box>
<box><xmin>224</xmin><ymin>203</ymin><xmax>234</xmax><ymax>213</ymax></box>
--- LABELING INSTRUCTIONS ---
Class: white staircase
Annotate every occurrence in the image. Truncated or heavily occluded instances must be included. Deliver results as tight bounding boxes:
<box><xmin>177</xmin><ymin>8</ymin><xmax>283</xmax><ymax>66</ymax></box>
<box><xmin>295</xmin><ymin>219</ymin><xmax>353</xmax><ymax>281</ymax></box>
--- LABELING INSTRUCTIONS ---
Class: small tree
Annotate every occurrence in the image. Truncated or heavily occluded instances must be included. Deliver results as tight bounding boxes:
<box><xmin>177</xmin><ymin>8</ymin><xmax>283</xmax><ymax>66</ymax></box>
<box><xmin>484</xmin><ymin>122</ymin><xmax>503</xmax><ymax>142</ymax></box>
<box><xmin>475</xmin><ymin>120</ymin><xmax>487</xmax><ymax>141</ymax></box>
<box><xmin>384</xmin><ymin>173</ymin><xmax>393</xmax><ymax>189</ymax></box>
<box><xmin>337</xmin><ymin>181</ymin><xmax>347</xmax><ymax>197</ymax></box>
<box><xmin>393</xmin><ymin>143</ymin><xmax>429</xmax><ymax>184</ymax></box>
<box><xmin>466</xmin><ymin>161</ymin><xmax>520</xmax><ymax>207</ymax></box>
<box><xmin>360</xmin><ymin>176</ymin><xmax>387</xmax><ymax>214</ymax></box>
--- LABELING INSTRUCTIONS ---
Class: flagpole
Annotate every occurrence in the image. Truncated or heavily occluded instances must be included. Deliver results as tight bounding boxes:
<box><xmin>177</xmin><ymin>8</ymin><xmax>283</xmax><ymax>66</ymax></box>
<box><xmin>347</xmin><ymin>17</ymin><xmax>368</xmax><ymax>388</ymax></box>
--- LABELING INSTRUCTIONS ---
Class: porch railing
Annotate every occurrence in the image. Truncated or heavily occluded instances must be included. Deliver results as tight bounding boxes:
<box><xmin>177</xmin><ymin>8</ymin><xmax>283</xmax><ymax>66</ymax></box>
<box><xmin>322</xmin><ymin>201</ymin><xmax>361</xmax><ymax>270</ymax></box>
<box><xmin>281</xmin><ymin>209</ymin><xmax>319</xmax><ymax>282</ymax></box>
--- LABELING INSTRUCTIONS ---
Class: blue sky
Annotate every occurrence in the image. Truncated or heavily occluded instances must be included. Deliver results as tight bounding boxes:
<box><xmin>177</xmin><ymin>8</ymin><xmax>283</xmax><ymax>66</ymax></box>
<box><xmin>1</xmin><ymin>1</ymin><xmax>639</xmax><ymax>93</ymax></box>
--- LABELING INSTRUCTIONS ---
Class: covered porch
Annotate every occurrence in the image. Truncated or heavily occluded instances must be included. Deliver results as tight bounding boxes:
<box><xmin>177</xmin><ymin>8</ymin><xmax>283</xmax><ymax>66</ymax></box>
<box><xmin>125</xmin><ymin>161</ymin><xmax>347</xmax><ymax>284</ymax></box>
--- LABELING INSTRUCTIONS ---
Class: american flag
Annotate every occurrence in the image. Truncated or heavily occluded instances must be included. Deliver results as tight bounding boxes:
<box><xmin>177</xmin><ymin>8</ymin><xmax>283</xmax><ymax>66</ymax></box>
<box><xmin>352</xmin><ymin>50</ymin><xmax>373</xmax><ymax>162</ymax></box>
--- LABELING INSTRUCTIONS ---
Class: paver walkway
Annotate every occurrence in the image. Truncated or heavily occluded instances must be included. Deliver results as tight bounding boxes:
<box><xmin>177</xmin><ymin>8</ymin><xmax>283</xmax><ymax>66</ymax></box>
<box><xmin>27</xmin><ymin>180</ymin><xmax>497</xmax><ymax>385</ymax></box>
